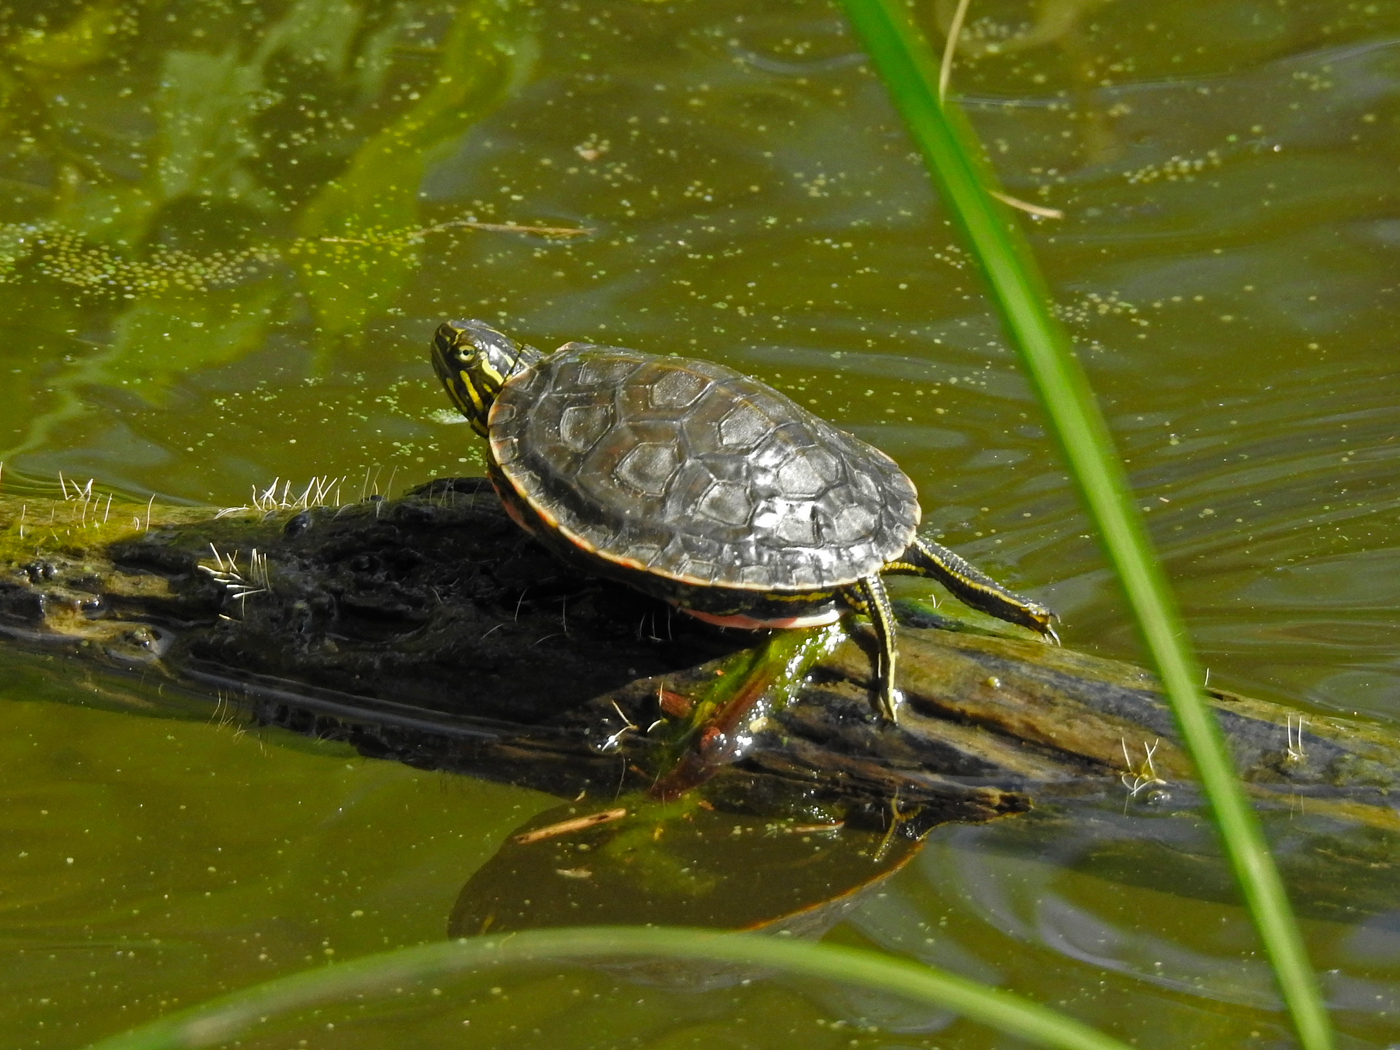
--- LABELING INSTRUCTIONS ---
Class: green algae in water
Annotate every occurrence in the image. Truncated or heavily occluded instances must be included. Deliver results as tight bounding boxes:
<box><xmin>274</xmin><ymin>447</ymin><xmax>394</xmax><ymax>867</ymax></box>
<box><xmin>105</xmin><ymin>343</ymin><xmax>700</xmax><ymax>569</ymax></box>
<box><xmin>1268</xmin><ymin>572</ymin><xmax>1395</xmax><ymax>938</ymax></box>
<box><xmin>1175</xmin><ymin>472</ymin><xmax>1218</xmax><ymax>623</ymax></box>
<box><xmin>3</xmin><ymin>0</ymin><xmax>1400</xmax><ymax>1046</ymax></box>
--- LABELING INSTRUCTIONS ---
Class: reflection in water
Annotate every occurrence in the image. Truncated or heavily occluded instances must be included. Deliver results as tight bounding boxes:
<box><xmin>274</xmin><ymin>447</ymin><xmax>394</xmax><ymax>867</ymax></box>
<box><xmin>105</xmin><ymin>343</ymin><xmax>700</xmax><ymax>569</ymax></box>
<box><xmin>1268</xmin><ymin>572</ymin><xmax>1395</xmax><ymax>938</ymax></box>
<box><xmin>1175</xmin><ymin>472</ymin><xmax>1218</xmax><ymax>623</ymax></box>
<box><xmin>843</xmin><ymin>809</ymin><xmax>1400</xmax><ymax>1044</ymax></box>
<box><xmin>448</xmin><ymin>796</ymin><xmax>923</xmax><ymax>939</ymax></box>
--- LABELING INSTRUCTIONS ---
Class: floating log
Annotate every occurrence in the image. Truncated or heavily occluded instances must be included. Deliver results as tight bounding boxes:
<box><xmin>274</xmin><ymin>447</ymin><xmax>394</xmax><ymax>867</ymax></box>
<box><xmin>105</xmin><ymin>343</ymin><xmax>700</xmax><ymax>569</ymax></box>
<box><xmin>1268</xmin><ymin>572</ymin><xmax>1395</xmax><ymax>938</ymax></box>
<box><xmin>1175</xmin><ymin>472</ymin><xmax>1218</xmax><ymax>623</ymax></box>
<box><xmin>8</xmin><ymin>471</ymin><xmax>1400</xmax><ymax>926</ymax></box>
<box><xmin>2</xmin><ymin>473</ymin><xmax>1397</xmax><ymax>841</ymax></box>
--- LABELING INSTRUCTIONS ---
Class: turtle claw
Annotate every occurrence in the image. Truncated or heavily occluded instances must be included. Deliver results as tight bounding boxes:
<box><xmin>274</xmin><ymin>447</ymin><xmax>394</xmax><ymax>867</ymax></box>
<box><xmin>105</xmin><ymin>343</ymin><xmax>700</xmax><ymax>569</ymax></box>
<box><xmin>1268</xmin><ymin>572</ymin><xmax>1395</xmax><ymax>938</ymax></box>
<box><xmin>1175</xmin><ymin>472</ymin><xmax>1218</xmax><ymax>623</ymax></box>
<box><xmin>876</xmin><ymin>685</ymin><xmax>904</xmax><ymax>725</ymax></box>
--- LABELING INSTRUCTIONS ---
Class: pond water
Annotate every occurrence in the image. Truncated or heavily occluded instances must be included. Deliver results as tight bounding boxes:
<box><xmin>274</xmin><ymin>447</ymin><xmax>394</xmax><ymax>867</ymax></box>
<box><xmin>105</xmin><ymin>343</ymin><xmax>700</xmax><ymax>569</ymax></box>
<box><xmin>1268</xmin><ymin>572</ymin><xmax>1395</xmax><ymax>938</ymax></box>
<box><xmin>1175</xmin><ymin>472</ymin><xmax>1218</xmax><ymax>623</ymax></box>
<box><xmin>1</xmin><ymin>0</ymin><xmax>1399</xmax><ymax>1047</ymax></box>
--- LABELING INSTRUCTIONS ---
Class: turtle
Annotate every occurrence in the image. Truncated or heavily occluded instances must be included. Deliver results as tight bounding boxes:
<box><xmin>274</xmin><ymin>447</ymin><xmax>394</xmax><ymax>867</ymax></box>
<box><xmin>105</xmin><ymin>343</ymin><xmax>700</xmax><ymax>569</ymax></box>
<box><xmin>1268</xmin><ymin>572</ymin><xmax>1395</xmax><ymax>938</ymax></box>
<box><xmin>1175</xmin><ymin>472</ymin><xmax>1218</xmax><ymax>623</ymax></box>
<box><xmin>431</xmin><ymin>319</ymin><xmax>1057</xmax><ymax>722</ymax></box>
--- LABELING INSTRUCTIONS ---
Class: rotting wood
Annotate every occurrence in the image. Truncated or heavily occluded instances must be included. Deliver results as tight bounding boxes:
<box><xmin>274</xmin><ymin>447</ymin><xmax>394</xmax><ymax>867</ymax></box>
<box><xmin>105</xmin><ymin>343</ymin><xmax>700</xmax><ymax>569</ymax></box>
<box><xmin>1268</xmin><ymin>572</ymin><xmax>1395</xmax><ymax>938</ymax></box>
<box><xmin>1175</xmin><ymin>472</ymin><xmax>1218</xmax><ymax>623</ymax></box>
<box><xmin>2</xmin><ymin>473</ymin><xmax>1398</xmax><ymax>841</ymax></box>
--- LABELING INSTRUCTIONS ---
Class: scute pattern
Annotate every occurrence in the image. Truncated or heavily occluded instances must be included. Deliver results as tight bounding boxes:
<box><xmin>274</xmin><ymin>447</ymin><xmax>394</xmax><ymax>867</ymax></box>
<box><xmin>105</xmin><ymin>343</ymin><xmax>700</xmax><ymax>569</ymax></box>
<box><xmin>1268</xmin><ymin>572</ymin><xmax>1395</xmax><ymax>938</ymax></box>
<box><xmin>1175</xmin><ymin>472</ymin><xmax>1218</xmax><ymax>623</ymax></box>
<box><xmin>489</xmin><ymin>345</ymin><xmax>920</xmax><ymax>590</ymax></box>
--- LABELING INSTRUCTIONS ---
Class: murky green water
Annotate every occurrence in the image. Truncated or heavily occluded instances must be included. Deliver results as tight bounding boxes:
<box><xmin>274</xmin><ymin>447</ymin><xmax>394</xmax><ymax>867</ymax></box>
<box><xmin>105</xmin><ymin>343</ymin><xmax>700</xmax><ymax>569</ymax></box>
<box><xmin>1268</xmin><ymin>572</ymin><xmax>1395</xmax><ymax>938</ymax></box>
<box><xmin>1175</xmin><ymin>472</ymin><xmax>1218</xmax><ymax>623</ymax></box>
<box><xmin>2</xmin><ymin>0</ymin><xmax>1399</xmax><ymax>1046</ymax></box>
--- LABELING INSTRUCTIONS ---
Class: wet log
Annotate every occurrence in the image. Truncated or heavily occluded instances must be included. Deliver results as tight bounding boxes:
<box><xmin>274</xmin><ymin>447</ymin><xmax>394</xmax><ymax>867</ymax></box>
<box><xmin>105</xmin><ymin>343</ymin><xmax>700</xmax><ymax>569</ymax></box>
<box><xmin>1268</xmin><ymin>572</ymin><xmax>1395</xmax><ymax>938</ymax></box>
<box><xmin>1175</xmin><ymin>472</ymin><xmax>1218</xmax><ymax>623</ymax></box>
<box><xmin>2</xmin><ymin>474</ymin><xmax>1398</xmax><ymax>841</ymax></box>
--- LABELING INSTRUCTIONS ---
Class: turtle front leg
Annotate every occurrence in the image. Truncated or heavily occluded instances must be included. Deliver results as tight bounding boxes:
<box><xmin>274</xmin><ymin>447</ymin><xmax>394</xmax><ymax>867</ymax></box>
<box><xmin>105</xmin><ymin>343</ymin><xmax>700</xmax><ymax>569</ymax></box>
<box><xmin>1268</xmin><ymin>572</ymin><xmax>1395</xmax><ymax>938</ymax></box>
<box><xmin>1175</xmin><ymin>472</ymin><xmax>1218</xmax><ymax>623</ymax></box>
<box><xmin>887</xmin><ymin>537</ymin><xmax>1059</xmax><ymax>643</ymax></box>
<box><xmin>843</xmin><ymin>575</ymin><xmax>901</xmax><ymax>723</ymax></box>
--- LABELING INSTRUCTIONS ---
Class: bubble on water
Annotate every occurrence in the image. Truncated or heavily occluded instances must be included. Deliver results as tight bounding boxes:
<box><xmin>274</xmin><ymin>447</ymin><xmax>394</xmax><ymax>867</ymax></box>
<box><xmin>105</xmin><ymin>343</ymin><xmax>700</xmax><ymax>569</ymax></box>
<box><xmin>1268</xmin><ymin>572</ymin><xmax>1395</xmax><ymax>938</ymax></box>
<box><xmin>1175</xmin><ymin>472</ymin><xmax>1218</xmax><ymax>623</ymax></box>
<box><xmin>0</xmin><ymin>218</ymin><xmax>583</xmax><ymax>301</ymax></box>
<box><xmin>1124</xmin><ymin>149</ymin><xmax>1223</xmax><ymax>185</ymax></box>
<box><xmin>0</xmin><ymin>220</ymin><xmax>281</xmax><ymax>295</ymax></box>
<box><xmin>1053</xmin><ymin>290</ymin><xmax>1150</xmax><ymax>330</ymax></box>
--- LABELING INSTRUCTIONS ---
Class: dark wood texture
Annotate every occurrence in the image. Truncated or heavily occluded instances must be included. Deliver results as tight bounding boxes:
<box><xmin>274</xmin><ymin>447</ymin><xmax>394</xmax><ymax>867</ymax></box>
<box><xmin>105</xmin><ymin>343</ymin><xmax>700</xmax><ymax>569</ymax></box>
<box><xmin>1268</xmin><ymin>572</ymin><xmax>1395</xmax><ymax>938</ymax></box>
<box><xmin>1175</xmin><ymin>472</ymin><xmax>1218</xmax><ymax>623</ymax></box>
<box><xmin>2</xmin><ymin>476</ymin><xmax>1397</xmax><ymax>837</ymax></box>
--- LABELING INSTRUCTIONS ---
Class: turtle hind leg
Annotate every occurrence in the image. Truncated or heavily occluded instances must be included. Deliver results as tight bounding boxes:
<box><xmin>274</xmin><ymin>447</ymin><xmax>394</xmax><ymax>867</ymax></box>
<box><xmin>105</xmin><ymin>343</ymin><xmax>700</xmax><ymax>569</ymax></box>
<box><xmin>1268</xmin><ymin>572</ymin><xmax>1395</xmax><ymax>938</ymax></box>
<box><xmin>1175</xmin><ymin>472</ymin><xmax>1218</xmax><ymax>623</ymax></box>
<box><xmin>843</xmin><ymin>575</ymin><xmax>901</xmax><ymax>723</ymax></box>
<box><xmin>888</xmin><ymin>537</ymin><xmax>1059</xmax><ymax>643</ymax></box>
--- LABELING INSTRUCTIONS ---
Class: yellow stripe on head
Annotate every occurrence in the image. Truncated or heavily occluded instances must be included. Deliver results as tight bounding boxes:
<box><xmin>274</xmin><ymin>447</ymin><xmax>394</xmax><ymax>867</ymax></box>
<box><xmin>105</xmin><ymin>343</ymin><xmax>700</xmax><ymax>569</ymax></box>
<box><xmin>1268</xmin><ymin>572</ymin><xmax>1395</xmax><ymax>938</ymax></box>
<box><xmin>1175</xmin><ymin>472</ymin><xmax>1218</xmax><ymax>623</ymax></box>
<box><xmin>431</xmin><ymin>319</ymin><xmax>544</xmax><ymax>438</ymax></box>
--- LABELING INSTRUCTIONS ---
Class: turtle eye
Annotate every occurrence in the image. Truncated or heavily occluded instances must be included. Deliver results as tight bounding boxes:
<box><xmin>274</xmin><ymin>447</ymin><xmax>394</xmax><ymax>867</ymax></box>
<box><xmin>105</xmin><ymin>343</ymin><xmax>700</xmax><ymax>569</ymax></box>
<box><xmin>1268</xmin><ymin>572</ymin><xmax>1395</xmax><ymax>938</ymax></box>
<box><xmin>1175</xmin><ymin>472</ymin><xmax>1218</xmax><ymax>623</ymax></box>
<box><xmin>449</xmin><ymin>339</ymin><xmax>475</xmax><ymax>367</ymax></box>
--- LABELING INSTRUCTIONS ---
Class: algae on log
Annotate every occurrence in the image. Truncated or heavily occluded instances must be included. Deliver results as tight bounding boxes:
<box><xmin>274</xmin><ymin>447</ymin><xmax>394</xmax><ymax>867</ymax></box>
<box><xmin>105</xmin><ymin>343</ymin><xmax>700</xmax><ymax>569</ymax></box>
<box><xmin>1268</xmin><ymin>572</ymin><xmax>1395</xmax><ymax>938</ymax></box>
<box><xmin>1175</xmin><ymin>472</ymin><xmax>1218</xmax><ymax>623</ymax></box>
<box><xmin>1</xmin><ymin>475</ymin><xmax>1398</xmax><ymax>841</ymax></box>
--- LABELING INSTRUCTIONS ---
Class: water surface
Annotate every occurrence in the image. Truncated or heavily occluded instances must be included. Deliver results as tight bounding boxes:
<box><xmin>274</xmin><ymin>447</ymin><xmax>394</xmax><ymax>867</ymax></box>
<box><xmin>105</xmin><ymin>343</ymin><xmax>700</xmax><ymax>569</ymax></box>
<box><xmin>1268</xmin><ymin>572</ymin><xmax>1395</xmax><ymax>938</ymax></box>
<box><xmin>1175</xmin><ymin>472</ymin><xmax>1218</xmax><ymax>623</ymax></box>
<box><xmin>2</xmin><ymin>0</ymin><xmax>1399</xmax><ymax>1046</ymax></box>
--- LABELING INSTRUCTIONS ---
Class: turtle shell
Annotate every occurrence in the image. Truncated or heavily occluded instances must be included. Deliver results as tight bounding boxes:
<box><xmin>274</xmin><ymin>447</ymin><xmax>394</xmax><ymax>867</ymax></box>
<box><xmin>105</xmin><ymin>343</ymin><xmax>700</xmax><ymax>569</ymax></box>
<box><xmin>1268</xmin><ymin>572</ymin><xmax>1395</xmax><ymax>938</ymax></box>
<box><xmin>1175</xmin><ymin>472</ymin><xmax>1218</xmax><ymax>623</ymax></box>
<box><xmin>488</xmin><ymin>343</ymin><xmax>921</xmax><ymax>593</ymax></box>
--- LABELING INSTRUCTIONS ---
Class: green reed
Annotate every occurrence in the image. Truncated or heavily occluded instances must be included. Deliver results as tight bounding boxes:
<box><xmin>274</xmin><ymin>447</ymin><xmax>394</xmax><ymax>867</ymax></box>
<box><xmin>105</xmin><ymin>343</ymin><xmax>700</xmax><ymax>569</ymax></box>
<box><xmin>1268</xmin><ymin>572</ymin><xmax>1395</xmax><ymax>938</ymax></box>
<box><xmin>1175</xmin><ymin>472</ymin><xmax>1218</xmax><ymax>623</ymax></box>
<box><xmin>82</xmin><ymin>927</ymin><xmax>1134</xmax><ymax>1050</ymax></box>
<box><xmin>837</xmin><ymin>1</ymin><xmax>1333</xmax><ymax>1048</ymax></box>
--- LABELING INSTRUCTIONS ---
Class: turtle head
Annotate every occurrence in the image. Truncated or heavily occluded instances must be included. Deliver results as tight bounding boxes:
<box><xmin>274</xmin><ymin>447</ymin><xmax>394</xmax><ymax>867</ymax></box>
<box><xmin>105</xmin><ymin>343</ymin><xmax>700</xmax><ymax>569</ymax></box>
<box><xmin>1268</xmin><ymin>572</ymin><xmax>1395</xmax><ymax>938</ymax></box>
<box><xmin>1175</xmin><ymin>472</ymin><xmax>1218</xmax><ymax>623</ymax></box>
<box><xmin>432</xmin><ymin>319</ymin><xmax>544</xmax><ymax>437</ymax></box>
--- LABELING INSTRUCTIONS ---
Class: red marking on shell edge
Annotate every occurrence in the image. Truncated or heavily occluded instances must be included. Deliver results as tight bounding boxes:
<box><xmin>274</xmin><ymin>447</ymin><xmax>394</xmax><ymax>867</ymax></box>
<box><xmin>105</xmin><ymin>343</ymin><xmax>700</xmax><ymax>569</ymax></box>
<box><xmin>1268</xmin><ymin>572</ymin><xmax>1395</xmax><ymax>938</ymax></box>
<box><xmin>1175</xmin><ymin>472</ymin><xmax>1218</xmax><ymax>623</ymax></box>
<box><xmin>495</xmin><ymin>498</ymin><xmax>532</xmax><ymax>537</ymax></box>
<box><xmin>679</xmin><ymin>607</ymin><xmax>842</xmax><ymax>630</ymax></box>
<box><xmin>492</xmin><ymin>483</ymin><xmax>538</xmax><ymax>536</ymax></box>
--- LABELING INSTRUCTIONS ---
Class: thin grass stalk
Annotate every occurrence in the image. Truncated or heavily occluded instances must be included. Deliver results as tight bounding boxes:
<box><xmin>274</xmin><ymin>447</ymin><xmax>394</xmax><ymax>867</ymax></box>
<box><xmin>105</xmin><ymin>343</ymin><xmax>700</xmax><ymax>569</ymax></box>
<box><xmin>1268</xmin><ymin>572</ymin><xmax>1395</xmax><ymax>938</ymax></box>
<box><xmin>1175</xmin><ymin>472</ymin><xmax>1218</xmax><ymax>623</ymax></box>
<box><xmin>836</xmin><ymin>2</ymin><xmax>1333</xmax><ymax>1048</ymax></box>
<box><xmin>81</xmin><ymin>927</ymin><xmax>1137</xmax><ymax>1050</ymax></box>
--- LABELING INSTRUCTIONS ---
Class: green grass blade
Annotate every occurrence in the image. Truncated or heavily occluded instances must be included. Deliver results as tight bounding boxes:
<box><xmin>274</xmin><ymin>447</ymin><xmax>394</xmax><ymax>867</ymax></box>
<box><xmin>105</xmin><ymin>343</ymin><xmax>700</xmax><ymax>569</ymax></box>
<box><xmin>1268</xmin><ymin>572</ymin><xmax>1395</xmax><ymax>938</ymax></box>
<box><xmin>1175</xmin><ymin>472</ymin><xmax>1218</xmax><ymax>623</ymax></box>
<box><xmin>836</xmin><ymin>2</ymin><xmax>1333</xmax><ymax>1048</ymax></box>
<box><xmin>81</xmin><ymin>926</ymin><xmax>1136</xmax><ymax>1050</ymax></box>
